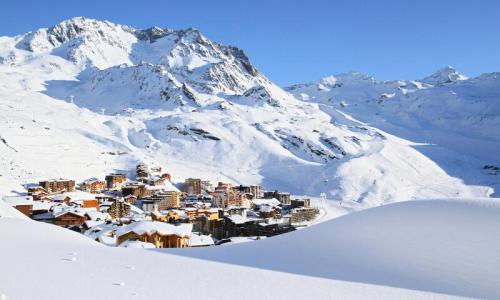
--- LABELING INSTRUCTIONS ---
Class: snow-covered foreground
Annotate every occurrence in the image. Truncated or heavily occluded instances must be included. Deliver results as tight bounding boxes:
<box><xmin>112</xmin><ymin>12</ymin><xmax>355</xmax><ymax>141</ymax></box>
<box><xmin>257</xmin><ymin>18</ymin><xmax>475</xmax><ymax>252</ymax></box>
<box><xmin>2</xmin><ymin>198</ymin><xmax>500</xmax><ymax>299</ymax></box>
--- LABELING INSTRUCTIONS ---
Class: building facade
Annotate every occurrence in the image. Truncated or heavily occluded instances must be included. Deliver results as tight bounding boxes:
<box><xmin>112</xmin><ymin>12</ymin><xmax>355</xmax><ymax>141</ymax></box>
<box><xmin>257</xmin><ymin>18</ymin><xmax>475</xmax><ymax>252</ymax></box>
<box><xmin>105</xmin><ymin>174</ymin><xmax>127</xmax><ymax>189</ymax></box>
<box><xmin>39</xmin><ymin>179</ymin><xmax>75</xmax><ymax>194</ymax></box>
<box><xmin>184</xmin><ymin>178</ymin><xmax>202</xmax><ymax>195</ymax></box>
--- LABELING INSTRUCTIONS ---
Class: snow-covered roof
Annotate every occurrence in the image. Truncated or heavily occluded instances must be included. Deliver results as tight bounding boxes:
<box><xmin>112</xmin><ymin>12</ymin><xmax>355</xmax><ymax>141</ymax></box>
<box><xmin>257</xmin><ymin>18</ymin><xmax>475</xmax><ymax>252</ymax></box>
<box><xmin>116</xmin><ymin>221</ymin><xmax>192</xmax><ymax>237</ymax></box>
<box><xmin>81</xmin><ymin>178</ymin><xmax>104</xmax><ymax>184</ymax></box>
<box><xmin>227</xmin><ymin>214</ymin><xmax>262</xmax><ymax>224</ymax></box>
<box><xmin>119</xmin><ymin>240</ymin><xmax>156</xmax><ymax>249</ymax></box>
<box><xmin>190</xmin><ymin>234</ymin><xmax>214</xmax><ymax>247</ymax></box>
<box><xmin>85</xmin><ymin>210</ymin><xmax>109</xmax><ymax>221</ymax></box>
<box><xmin>32</xmin><ymin>201</ymin><xmax>54</xmax><ymax>211</ymax></box>
<box><xmin>222</xmin><ymin>236</ymin><xmax>267</xmax><ymax>245</ymax></box>
<box><xmin>252</xmin><ymin>198</ymin><xmax>280</xmax><ymax>207</ymax></box>
<box><xmin>31</xmin><ymin>211</ymin><xmax>55</xmax><ymax>220</ymax></box>
<box><xmin>50</xmin><ymin>191</ymin><xmax>96</xmax><ymax>202</ymax></box>
<box><xmin>84</xmin><ymin>220</ymin><xmax>106</xmax><ymax>228</ymax></box>
<box><xmin>53</xmin><ymin>209</ymin><xmax>87</xmax><ymax>218</ymax></box>
<box><xmin>2</xmin><ymin>195</ymin><xmax>33</xmax><ymax>206</ymax></box>
<box><xmin>259</xmin><ymin>204</ymin><xmax>274</xmax><ymax>213</ymax></box>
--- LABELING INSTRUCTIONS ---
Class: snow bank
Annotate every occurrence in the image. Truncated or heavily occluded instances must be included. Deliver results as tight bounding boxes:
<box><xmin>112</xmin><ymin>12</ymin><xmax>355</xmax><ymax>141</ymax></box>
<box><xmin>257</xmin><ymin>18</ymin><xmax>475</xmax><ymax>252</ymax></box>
<box><xmin>1</xmin><ymin>198</ymin><xmax>499</xmax><ymax>299</ymax></box>
<box><xmin>168</xmin><ymin>198</ymin><xmax>500</xmax><ymax>299</ymax></box>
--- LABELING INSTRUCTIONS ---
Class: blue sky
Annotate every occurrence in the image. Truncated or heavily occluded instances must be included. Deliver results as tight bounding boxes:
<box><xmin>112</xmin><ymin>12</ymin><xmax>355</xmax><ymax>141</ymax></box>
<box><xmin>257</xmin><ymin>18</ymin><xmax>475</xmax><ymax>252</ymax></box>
<box><xmin>1</xmin><ymin>0</ymin><xmax>499</xmax><ymax>85</ymax></box>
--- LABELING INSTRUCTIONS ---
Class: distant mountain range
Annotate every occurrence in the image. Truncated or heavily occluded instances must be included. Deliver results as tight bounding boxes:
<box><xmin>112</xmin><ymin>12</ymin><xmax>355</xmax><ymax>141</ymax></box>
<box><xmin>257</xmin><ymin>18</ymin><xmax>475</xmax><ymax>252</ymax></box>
<box><xmin>0</xmin><ymin>17</ymin><xmax>498</xmax><ymax>206</ymax></box>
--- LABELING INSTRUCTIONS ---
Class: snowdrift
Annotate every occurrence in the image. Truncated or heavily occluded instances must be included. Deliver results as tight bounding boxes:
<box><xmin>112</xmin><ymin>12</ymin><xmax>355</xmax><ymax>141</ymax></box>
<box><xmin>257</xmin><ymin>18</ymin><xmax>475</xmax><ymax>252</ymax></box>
<box><xmin>1</xmin><ymin>198</ymin><xmax>499</xmax><ymax>299</ymax></box>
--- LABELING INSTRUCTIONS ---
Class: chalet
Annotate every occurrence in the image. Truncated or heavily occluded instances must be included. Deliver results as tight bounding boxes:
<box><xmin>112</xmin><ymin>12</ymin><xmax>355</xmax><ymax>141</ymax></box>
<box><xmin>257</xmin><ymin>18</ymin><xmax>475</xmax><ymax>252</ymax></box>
<box><xmin>82</xmin><ymin>211</ymin><xmax>110</xmax><ymax>230</ymax></box>
<box><xmin>27</xmin><ymin>185</ymin><xmax>49</xmax><ymax>200</ymax></box>
<box><xmin>79</xmin><ymin>179</ymin><xmax>106</xmax><ymax>194</ymax></box>
<box><xmin>54</xmin><ymin>210</ymin><xmax>87</xmax><ymax>228</ymax></box>
<box><xmin>83</xmin><ymin>222</ymin><xmax>119</xmax><ymax>246</ymax></box>
<box><xmin>105</xmin><ymin>173</ymin><xmax>126</xmax><ymax>189</ymax></box>
<box><xmin>116</xmin><ymin>221</ymin><xmax>192</xmax><ymax>248</ymax></box>
<box><xmin>49</xmin><ymin>191</ymin><xmax>98</xmax><ymax>208</ymax></box>
<box><xmin>32</xmin><ymin>200</ymin><xmax>55</xmax><ymax>216</ymax></box>
<box><xmin>258</xmin><ymin>204</ymin><xmax>278</xmax><ymax>219</ymax></box>
<box><xmin>2</xmin><ymin>196</ymin><xmax>34</xmax><ymax>217</ymax></box>
<box><xmin>118</xmin><ymin>240</ymin><xmax>156</xmax><ymax>249</ymax></box>
<box><xmin>39</xmin><ymin>179</ymin><xmax>75</xmax><ymax>194</ymax></box>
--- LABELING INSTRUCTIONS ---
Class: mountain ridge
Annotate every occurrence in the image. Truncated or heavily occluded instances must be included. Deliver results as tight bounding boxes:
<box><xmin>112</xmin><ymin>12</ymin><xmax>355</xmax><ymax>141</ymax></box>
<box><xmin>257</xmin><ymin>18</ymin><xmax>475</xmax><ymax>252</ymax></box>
<box><xmin>0</xmin><ymin>17</ymin><xmax>497</xmax><ymax>205</ymax></box>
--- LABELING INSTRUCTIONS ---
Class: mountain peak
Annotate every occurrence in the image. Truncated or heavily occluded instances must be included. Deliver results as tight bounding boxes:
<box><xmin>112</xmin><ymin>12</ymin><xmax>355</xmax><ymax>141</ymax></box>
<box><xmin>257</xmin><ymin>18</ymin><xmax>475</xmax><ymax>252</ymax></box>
<box><xmin>421</xmin><ymin>65</ymin><xmax>467</xmax><ymax>85</ymax></box>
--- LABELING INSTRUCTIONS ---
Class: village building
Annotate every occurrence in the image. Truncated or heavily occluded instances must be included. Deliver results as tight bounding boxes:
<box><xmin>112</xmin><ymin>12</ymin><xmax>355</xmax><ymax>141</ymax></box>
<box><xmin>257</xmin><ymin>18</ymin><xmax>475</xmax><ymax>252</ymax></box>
<box><xmin>212</xmin><ymin>182</ymin><xmax>241</xmax><ymax>208</ymax></box>
<box><xmin>191</xmin><ymin>211</ymin><xmax>224</xmax><ymax>239</ymax></box>
<box><xmin>108</xmin><ymin>198</ymin><xmax>131</xmax><ymax>219</ymax></box>
<box><xmin>189</xmin><ymin>233</ymin><xmax>215</xmax><ymax>247</ymax></box>
<box><xmin>136</xmin><ymin>164</ymin><xmax>150</xmax><ymax>182</ymax></box>
<box><xmin>105</xmin><ymin>173</ymin><xmax>127</xmax><ymax>190</ymax></box>
<box><xmin>26</xmin><ymin>185</ymin><xmax>50</xmax><ymax>200</ymax></box>
<box><xmin>258</xmin><ymin>204</ymin><xmax>279</xmax><ymax>219</ymax></box>
<box><xmin>39</xmin><ymin>179</ymin><xmax>75</xmax><ymax>194</ymax></box>
<box><xmin>201</xmin><ymin>180</ymin><xmax>214</xmax><ymax>193</ymax></box>
<box><xmin>3</xmin><ymin>195</ymin><xmax>34</xmax><ymax>217</ymax></box>
<box><xmin>118</xmin><ymin>240</ymin><xmax>156</xmax><ymax>249</ymax></box>
<box><xmin>291</xmin><ymin>198</ymin><xmax>311</xmax><ymax>208</ymax></box>
<box><xmin>115</xmin><ymin>221</ymin><xmax>192</xmax><ymax>248</ymax></box>
<box><xmin>53</xmin><ymin>210</ymin><xmax>87</xmax><ymax>229</ymax></box>
<box><xmin>31</xmin><ymin>200</ymin><xmax>55</xmax><ymax>216</ymax></box>
<box><xmin>123</xmin><ymin>194</ymin><xmax>138</xmax><ymax>205</ymax></box>
<box><xmin>84</xmin><ymin>222</ymin><xmax>119</xmax><ymax>246</ymax></box>
<box><xmin>83</xmin><ymin>211</ymin><xmax>110</xmax><ymax>230</ymax></box>
<box><xmin>49</xmin><ymin>191</ymin><xmax>99</xmax><ymax>209</ymax></box>
<box><xmin>184</xmin><ymin>178</ymin><xmax>202</xmax><ymax>195</ymax></box>
<box><xmin>289</xmin><ymin>207</ymin><xmax>320</xmax><ymax>223</ymax></box>
<box><xmin>121</xmin><ymin>183</ymin><xmax>158</xmax><ymax>199</ymax></box>
<box><xmin>233</xmin><ymin>184</ymin><xmax>262</xmax><ymax>199</ymax></box>
<box><xmin>79</xmin><ymin>179</ymin><xmax>106</xmax><ymax>194</ymax></box>
<box><xmin>140</xmin><ymin>191</ymin><xmax>181</xmax><ymax>211</ymax></box>
<box><xmin>263</xmin><ymin>190</ymin><xmax>291</xmax><ymax>205</ymax></box>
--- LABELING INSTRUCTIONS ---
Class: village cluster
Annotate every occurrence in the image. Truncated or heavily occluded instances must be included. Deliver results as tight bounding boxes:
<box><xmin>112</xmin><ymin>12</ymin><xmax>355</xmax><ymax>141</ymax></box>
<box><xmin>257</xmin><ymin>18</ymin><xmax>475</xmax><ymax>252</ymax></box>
<box><xmin>2</xmin><ymin>164</ymin><xmax>319</xmax><ymax>248</ymax></box>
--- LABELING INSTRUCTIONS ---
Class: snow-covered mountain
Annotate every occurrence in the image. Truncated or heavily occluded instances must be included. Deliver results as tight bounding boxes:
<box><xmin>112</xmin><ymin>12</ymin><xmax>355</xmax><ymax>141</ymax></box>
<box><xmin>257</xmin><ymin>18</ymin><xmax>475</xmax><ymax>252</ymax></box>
<box><xmin>0</xmin><ymin>17</ymin><xmax>498</xmax><ymax>206</ymax></box>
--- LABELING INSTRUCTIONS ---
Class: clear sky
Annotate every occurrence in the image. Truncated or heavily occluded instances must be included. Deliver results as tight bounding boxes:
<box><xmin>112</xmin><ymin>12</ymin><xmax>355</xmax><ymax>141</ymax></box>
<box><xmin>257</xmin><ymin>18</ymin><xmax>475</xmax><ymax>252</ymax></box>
<box><xmin>1</xmin><ymin>0</ymin><xmax>499</xmax><ymax>85</ymax></box>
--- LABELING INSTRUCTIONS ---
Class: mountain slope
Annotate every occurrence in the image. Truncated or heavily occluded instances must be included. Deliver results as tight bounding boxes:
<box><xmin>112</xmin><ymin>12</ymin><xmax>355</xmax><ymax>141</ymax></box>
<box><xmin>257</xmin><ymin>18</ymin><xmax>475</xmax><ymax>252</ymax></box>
<box><xmin>0</xmin><ymin>17</ymin><xmax>496</xmax><ymax>206</ymax></box>
<box><xmin>1</xmin><ymin>198</ymin><xmax>499</xmax><ymax>299</ymax></box>
<box><xmin>286</xmin><ymin>68</ymin><xmax>500</xmax><ymax>197</ymax></box>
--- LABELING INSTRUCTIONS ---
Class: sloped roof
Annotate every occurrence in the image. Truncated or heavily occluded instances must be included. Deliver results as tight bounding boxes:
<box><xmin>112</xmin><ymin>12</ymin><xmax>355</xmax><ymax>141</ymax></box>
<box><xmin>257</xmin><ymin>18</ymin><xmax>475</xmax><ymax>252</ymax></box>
<box><xmin>116</xmin><ymin>221</ymin><xmax>192</xmax><ymax>238</ymax></box>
